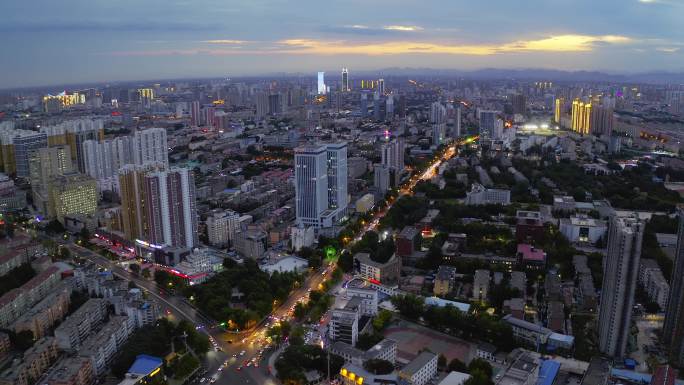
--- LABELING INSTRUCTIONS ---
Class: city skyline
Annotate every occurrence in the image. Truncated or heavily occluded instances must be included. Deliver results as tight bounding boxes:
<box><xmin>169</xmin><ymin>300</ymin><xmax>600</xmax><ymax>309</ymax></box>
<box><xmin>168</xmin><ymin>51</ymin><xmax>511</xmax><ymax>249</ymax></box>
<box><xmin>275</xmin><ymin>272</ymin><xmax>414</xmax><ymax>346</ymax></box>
<box><xmin>1</xmin><ymin>0</ymin><xmax>683</xmax><ymax>89</ymax></box>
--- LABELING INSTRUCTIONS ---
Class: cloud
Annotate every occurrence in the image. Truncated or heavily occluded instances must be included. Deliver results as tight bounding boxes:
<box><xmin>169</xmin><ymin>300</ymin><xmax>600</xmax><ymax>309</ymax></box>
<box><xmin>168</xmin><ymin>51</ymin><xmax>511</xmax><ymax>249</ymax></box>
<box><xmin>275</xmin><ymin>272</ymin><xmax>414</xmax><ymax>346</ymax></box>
<box><xmin>656</xmin><ymin>47</ymin><xmax>680</xmax><ymax>52</ymax></box>
<box><xmin>106</xmin><ymin>33</ymin><xmax>634</xmax><ymax>57</ymax></box>
<box><xmin>277</xmin><ymin>34</ymin><xmax>633</xmax><ymax>55</ymax></box>
<box><xmin>202</xmin><ymin>39</ymin><xmax>247</xmax><ymax>44</ymax></box>
<box><xmin>383</xmin><ymin>25</ymin><xmax>423</xmax><ymax>32</ymax></box>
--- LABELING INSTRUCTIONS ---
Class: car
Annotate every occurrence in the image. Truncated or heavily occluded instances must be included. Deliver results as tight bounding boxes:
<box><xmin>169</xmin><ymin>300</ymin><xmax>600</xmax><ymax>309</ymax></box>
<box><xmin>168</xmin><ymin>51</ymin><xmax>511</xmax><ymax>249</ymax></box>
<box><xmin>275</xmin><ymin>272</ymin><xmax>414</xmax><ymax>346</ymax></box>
<box><xmin>239</xmin><ymin>350</ymin><xmax>246</xmax><ymax>356</ymax></box>
<box><xmin>218</xmin><ymin>367</ymin><xmax>223</xmax><ymax>372</ymax></box>
<box><xmin>200</xmin><ymin>378</ymin><xmax>206</xmax><ymax>383</ymax></box>
<box><xmin>246</xmin><ymin>362</ymin><xmax>252</xmax><ymax>367</ymax></box>
<box><xmin>232</xmin><ymin>354</ymin><xmax>237</xmax><ymax>358</ymax></box>
<box><xmin>210</xmin><ymin>379</ymin><xmax>216</xmax><ymax>383</ymax></box>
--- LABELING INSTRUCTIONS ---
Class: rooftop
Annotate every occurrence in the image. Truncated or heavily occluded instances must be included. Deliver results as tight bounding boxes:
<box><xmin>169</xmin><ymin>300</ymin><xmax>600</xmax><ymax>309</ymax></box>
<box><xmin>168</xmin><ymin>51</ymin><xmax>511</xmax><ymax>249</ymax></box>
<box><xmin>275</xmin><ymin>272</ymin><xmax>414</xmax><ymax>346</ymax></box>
<box><xmin>128</xmin><ymin>354</ymin><xmax>164</xmax><ymax>376</ymax></box>
<box><xmin>402</xmin><ymin>351</ymin><xmax>437</xmax><ymax>376</ymax></box>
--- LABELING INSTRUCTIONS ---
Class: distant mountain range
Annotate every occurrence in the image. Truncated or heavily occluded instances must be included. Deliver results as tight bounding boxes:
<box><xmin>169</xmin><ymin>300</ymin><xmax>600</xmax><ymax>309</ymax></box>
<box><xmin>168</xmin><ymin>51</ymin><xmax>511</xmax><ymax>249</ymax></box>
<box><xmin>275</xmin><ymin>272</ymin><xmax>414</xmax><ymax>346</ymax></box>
<box><xmin>348</xmin><ymin>67</ymin><xmax>684</xmax><ymax>84</ymax></box>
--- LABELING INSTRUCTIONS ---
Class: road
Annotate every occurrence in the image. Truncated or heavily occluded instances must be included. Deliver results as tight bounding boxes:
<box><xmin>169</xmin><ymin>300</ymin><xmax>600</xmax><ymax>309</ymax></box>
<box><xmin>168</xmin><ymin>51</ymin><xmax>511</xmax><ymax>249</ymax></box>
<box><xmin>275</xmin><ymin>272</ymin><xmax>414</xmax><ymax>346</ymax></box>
<box><xmin>66</xmin><ymin>137</ymin><xmax>470</xmax><ymax>385</ymax></box>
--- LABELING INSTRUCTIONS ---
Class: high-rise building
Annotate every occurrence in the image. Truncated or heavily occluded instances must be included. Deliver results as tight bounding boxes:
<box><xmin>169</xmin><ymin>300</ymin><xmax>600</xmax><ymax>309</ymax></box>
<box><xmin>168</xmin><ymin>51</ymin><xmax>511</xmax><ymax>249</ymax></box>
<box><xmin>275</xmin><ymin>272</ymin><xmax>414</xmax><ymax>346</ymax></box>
<box><xmin>373</xmin><ymin>163</ymin><xmax>390</xmax><ymax>195</ymax></box>
<box><xmin>40</xmin><ymin>119</ymin><xmax>104</xmax><ymax>173</ymax></box>
<box><xmin>48</xmin><ymin>173</ymin><xmax>98</xmax><ymax>222</ymax></box>
<box><xmin>190</xmin><ymin>101</ymin><xmax>201</xmax><ymax>126</ymax></box>
<box><xmin>590</xmin><ymin>106</ymin><xmax>614</xmax><ymax>136</ymax></box>
<box><xmin>554</xmin><ymin>97</ymin><xmax>565</xmax><ymax>124</ymax></box>
<box><xmin>378</xmin><ymin>79</ymin><xmax>385</xmax><ymax>95</ymax></box>
<box><xmin>82</xmin><ymin>136</ymin><xmax>134</xmax><ymax>190</ymax></box>
<box><xmin>453</xmin><ymin>106</ymin><xmax>462</xmax><ymax>138</ymax></box>
<box><xmin>511</xmin><ymin>94</ymin><xmax>526</xmax><ymax>115</ymax></box>
<box><xmin>206</xmin><ymin>209</ymin><xmax>240</xmax><ymax>247</ymax></box>
<box><xmin>341</xmin><ymin>68</ymin><xmax>350</xmax><ymax>92</ymax></box>
<box><xmin>144</xmin><ymin>168</ymin><xmax>198</xmax><ymax>250</ymax></box>
<box><xmin>431</xmin><ymin>102</ymin><xmax>447</xmax><ymax>146</ymax></box>
<box><xmin>478</xmin><ymin>110</ymin><xmax>500</xmax><ymax>139</ymax></box>
<box><xmin>326</xmin><ymin>142</ymin><xmax>348</xmax><ymax>212</ymax></box>
<box><xmin>294</xmin><ymin>143</ymin><xmax>348</xmax><ymax>229</ymax></box>
<box><xmin>571</xmin><ymin>99</ymin><xmax>591</xmax><ymax>135</ymax></box>
<box><xmin>663</xmin><ymin>208</ymin><xmax>684</xmax><ymax>367</ymax></box>
<box><xmin>381</xmin><ymin>137</ymin><xmax>405</xmax><ymax>174</ymax></box>
<box><xmin>255</xmin><ymin>93</ymin><xmax>269</xmax><ymax>119</ymax></box>
<box><xmin>29</xmin><ymin>146</ymin><xmax>75</xmax><ymax>215</ymax></box>
<box><xmin>317</xmin><ymin>72</ymin><xmax>326</xmax><ymax>95</ymax></box>
<box><xmin>133</xmin><ymin>127</ymin><xmax>168</xmax><ymax>168</ymax></box>
<box><xmin>3</xmin><ymin>130</ymin><xmax>48</xmax><ymax>178</ymax></box>
<box><xmin>118</xmin><ymin>164</ymin><xmax>197</xmax><ymax>251</ymax></box>
<box><xmin>598</xmin><ymin>214</ymin><xmax>644</xmax><ymax>357</ymax></box>
<box><xmin>204</xmin><ymin>106</ymin><xmax>216</xmax><ymax>129</ymax></box>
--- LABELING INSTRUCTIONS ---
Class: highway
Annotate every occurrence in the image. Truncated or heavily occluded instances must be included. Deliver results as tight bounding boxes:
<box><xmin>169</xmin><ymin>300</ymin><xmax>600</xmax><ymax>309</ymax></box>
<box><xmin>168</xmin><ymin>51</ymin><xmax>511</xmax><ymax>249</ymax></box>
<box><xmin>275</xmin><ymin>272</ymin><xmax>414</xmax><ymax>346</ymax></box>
<box><xmin>65</xmin><ymin>137</ymin><xmax>470</xmax><ymax>385</ymax></box>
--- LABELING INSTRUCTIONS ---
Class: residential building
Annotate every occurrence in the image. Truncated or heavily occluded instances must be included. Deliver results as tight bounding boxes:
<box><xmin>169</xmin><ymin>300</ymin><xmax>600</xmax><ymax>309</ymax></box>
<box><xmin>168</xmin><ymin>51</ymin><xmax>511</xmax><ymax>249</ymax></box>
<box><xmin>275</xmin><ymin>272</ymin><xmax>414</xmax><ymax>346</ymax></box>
<box><xmin>45</xmin><ymin>357</ymin><xmax>94</xmax><ymax>385</ymax></box>
<box><xmin>0</xmin><ymin>173</ymin><xmax>26</xmax><ymax>210</ymax></box>
<box><xmin>396</xmin><ymin>226</ymin><xmax>420</xmax><ymax>257</ymax></box>
<box><xmin>517</xmin><ymin>244</ymin><xmax>546</xmax><ymax>270</ymax></box>
<box><xmin>47</xmin><ymin>173</ymin><xmax>98</xmax><ymax>222</ymax></box>
<box><xmin>78</xmin><ymin>316</ymin><xmax>133</xmax><ymax>375</ymax></box>
<box><xmin>515</xmin><ymin>210</ymin><xmax>545</xmax><ymax>244</ymax></box>
<box><xmin>354</xmin><ymin>252</ymin><xmax>401</xmax><ymax>285</ymax></box>
<box><xmin>473</xmin><ymin>269</ymin><xmax>490</xmax><ymax>302</ymax></box>
<box><xmin>234</xmin><ymin>229</ymin><xmax>267</xmax><ymax>259</ymax></box>
<box><xmin>0</xmin><ymin>266</ymin><xmax>62</xmax><ymax>328</ymax></box>
<box><xmin>205</xmin><ymin>209</ymin><xmax>240</xmax><ymax>247</ymax></box>
<box><xmin>54</xmin><ymin>298</ymin><xmax>108</xmax><ymax>351</ymax></box>
<box><xmin>476</xmin><ymin>343</ymin><xmax>497</xmax><ymax>362</ymax></box>
<box><xmin>0</xmin><ymin>128</ymin><xmax>48</xmax><ymax>177</ymax></box>
<box><xmin>438</xmin><ymin>372</ymin><xmax>471</xmax><ymax>385</ymax></box>
<box><xmin>464</xmin><ymin>183</ymin><xmax>510</xmax><ymax>206</ymax></box>
<box><xmin>598</xmin><ymin>215</ymin><xmax>644</xmax><ymax>357</ymax></box>
<box><xmin>332</xmin><ymin>339</ymin><xmax>397</xmax><ymax>367</ymax></box>
<box><xmin>12</xmin><ymin>284</ymin><xmax>71</xmax><ymax>339</ymax></box>
<box><xmin>433</xmin><ymin>265</ymin><xmax>457</xmax><ymax>296</ymax></box>
<box><xmin>132</xmin><ymin>127</ymin><xmax>168</xmax><ymax>168</ymax></box>
<box><xmin>663</xmin><ymin>208</ymin><xmax>684</xmax><ymax>367</ymax></box>
<box><xmin>346</xmin><ymin>287</ymin><xmax>378</xmax><ymax>316</ymax></box>
<box><xmin>0</xmin><ymin>337</ymin><xmax>58</xmax><ymax>385</ymax></box>
<box><xmin>373</xmin><ymin>163</ymin><xmax>390</xmax><ymax>195</ymax></box>
<box><xmin>640</xmin><ymin>260</ymin><xmax>669</xmax><ymax>310</ymax></box>
<box><xmin>503</xmin><ymin>298</ymin><xmax>525</xmax><ymax>319</ymax></box>
<box><xmin>330</xmin><ymin>298</ymin><xmax>361</xmax><ymax>346</ymax></box>
<box><xmin>399</xmin><ymin>351</ymin><xmax>438</xmax><ymax>385</ymax></box>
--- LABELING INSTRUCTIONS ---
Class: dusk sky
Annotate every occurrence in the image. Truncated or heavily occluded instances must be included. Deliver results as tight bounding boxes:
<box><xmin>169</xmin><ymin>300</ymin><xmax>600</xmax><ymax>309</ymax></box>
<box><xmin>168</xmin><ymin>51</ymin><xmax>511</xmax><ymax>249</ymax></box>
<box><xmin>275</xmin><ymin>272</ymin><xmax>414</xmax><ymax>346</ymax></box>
<box><xmin>1</xmin><ymin>0</ymin><xmax>683</xmax><ymax>89</ymax></box>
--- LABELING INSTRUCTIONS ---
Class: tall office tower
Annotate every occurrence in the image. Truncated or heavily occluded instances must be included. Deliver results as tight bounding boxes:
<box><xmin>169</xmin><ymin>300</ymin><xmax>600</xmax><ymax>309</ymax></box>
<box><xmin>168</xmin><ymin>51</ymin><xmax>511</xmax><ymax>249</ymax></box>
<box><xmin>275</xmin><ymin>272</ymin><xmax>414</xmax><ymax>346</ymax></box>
<box><xmin>598</xmin><ymin>215</ymin><xmax>644</xmax><ymax>357</ymax></box>
<box><xmin>386</xmin><ymin>95</ymin><xmax>394</xmax><ymax>118</ymax></box>
<box><xmin>144</xmin><ymin>168</ymin><xmax>198</xmax><ymax>249</ymax></box>
<box><xmin>326</xmin><ymin>142</ymin><xmax>348</xmax><ymax>212</ymax></box>
<box><xmin>374</xmin><ymin>163</ymin><xmax>390</xmax><ymax>195</ymax></box>
<box><xmin>398</xmin><ymin>95</ymin><xmax>407</xmax><ymax>119</ymax></box>
<box><xmin>295</xmin><ymin>143</ymin><xmax>348</xmax><ymax>229</ymax></box>
<box><xmin>453</xmin><ymin>106</ymin><xmax>462</xmax><ymax>138</ymax></box>
<box><xmin>359</xmin><ymin>92</ymin><xmax>371</xmax><ymax>118</ymax></box>
<box><xmin>431</xmin><ymin>102</ymin><xmax>447</xmax><ymax>145</ymax></box>
<box><xmin>511</xmin><ymin>94</ymin><xmax>526</xmax><ymax>115</ymax></box>
<box><xmin>590</xmin><ymin>106</ymin><xmax>614</xmax><ymax>136</ymax></box>
<box><xmin>571</xmin><ymin>99</ymin><xmax>592</xmax><ymax>135</ymax></box>
<box><xmin>204</xmin><ymin>106</ymin><xmax>216</xmax><ymax>129</ymax></box>
<box><xmin>295</xmin><ymin>145</ymin><xmax>328</xmax><ymax>228</ymax></box>
<box><xmin>663</xmin><ymin>208</ymin><xmax>684</xmax><ymax>367</ymax></box>
<box><xmin>378</xmin><ymin>79</ymin><xmax>385</xmax><ymax>95</ymax></box>
<box><xmin>255</xmin><ymin>93</ymin><xmax>269</xmax><ymax>119</ymax></box>
<box><xmin>317</xmin><ymin>72</ymin><xmax>326</xmax><ymax>95</ymax></box>
<box><xmin>342</xmin><ymin>68</ymin><xmax>350</xmax><ymax>92</ymax></box>
<box><xmin>133</xmin><ymin>127</ymin><xmax>168</xmax><ymax>168</ymax></box>
<box><xmin>206</xmin><ymin>209</ymin><xmax>241</xmax><ymax>247</ymax></box>
<box><xmin>554</xmin><ymin>97</ymin><xmax>565</xmax><ymax>124</ymax></box>
<box><xmin>478</xmin><ymin>110</ymin><xmax>500</xmax><ymax>139</ymax></box>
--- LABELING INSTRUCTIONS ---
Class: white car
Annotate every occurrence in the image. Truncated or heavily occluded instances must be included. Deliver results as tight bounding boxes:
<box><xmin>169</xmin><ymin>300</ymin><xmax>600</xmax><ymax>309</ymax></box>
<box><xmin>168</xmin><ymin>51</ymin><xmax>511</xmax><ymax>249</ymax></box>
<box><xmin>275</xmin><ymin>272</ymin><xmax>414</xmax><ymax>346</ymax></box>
<box><xmin>239</xmin><ymin>350</ymin><xmax>246</xmax><ymax>356</ymax></box>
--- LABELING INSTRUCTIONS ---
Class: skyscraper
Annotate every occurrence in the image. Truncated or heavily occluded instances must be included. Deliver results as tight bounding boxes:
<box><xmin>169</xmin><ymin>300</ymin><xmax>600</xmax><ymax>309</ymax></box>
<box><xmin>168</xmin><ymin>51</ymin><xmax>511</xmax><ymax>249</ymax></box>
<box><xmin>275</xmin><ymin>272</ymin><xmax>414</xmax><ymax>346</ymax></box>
<box><xmin>190</xmin><ymin>101</ymin><xmax>200</xmax><ymax>126</ymax></box>
<box><xmin>571</xmin><ymin>99</ymin><xmax>591</xmax><ymax>135</ymax></box>
<box><xmin>133</xmin><ymin>127</ymin><xmax>168</xmax><ymax>168</ymax></box>
<box><xmin>453</xmin><ymin>106</ymin><xmax>462</xmax><ymax>138</ymax></box>
<box><xmin>29</xmin><ymin>145</ymin><xmax>74</xmax><ymax>216</ymax></box>
<box><xmin>431</xmin><ymin>102</ymin><xmax>447</xmax><ymax>146</ymax></box>
<box><xmin>144</xmin><ymin>168</ymin><xmax>198</xmax><ymax>250</ymax></box>
<box><xmin>82</xmin><ymin>136</ymin><xmax>134</xmax><ymax>191</ymax></box>
<box><xmin>598</xmin><ymin>214</ymin><xmax>644</xmax><ymax>357</ymax></box>
<box><xmin>341</xmin><ymin>68</ymin><xmax>350</xmax><ymax>92</ymax></box>
<box><xmin>118</xmin><ymin>164</ymin><xmax>197</xmax><ymax>251</ymax></box>
<box><xmin>554</xmin><ymin>97</ymin><xmax>565</xmax><ymax>124</ymax></box>
<box><xmin>295</xmin><ymin>142</ymin><xmax>348</xmax><ymax>229</ymax></box>
<box><xmin>511</xmin><ymin>94</ymin><xmax>526</xmax><ymax>115</ymax></box>
<box><xmin>378</xmin><ymin>78</ymin><xmax>385</xmax><ymax>95</ymax></box>
<box><xmin>317</xmin><ymin>72</ymin><xmax>326</xmax><ymax>95</ymax></box>
<box><xmin>590</xmin><ymin>106</ymin><xmax>614</xmax><ymax>137</ymax></box>
<box><xmin>295</xmin><ymin>145</ymin><xmax>328</xmax><ymax>228</ymax></box>
<box><xmin>663</xmin><ymin>208</ymin><xmax>684</xmax><ymax>367</ymax></box>
<box><xmin>478</xmin><ymin>110</ymin><xmax>500</xmax><ymax>139</ymax></box>
<box><xmin>255</xmin><ymin>92</ymin><xmax>269</xmax><ymax>119</ymax></box>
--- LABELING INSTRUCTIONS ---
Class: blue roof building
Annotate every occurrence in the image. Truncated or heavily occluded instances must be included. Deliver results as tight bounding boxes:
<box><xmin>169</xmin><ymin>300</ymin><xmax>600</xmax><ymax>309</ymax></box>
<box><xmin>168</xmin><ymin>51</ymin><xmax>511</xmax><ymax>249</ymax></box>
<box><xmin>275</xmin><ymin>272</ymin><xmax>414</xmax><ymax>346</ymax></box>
<box><xmin>128</xmin><ymin>355</ymin><xmax>163</xmax><ymax>376</ymax></box>
<box><xmin>536</xmin><ymin>360</ymin><xmax>561</xmax><ymax>385</ymax></box>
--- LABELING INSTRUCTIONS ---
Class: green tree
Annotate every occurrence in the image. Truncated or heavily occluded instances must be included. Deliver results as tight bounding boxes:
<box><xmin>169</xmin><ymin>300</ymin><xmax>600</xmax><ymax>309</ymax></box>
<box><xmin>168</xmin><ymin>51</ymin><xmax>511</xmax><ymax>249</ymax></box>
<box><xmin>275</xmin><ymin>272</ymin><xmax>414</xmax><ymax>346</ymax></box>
<box><xmin>391</xmin><ymin>294</ymin><xmax>425</xmax><ymax>320</ymax></box>
<box><xmin>438</xmin><ymin>354</ymin><xmax>447</xmax><ymax>370</ymax></box>
<box><xmin>363</xmin><ymin>359</ymin><xmax>394</xmax><ymax>375</ymax></box>
<box><xmin>372</xmin><ymin>309</ymin><xmax>393</xmax><ymax>332</ymax></box>
<box><xmin>468</xmin><ymin>359</ymin><xmax>493</xmax><ymax>378</ymax></box>
<box><xmin>448</xmin><ymin>358</ymin><xmax>468</xmax><ymax>373</ymax></box>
